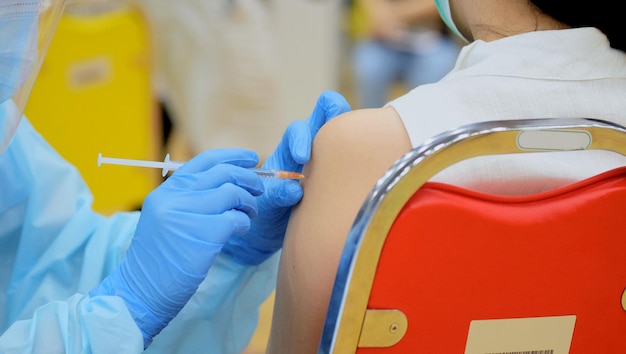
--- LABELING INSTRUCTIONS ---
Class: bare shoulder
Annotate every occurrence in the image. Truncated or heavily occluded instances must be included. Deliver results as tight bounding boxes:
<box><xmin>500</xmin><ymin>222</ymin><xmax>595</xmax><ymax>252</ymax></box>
<box><xmin>299</xmin><ymin>106</ymin><xmax>412</xmax><ymax>222</ymax></box>
<box><xmin>310</xmin><ymin>106</ymin><xmax>412</xmax><ymax>181</ymax></box>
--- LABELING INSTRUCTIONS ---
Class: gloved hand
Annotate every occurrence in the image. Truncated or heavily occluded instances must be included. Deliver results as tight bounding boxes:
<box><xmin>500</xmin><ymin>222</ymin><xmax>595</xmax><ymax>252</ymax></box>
<box><xmin>89</xmin><ymin>149</ymin><xmax>264</xmax><ymax>348</ymax></box>
<box><xmin>222</xmin><ymin>90</ymin><xmax>352</xmax><ymax>265</ymax></box>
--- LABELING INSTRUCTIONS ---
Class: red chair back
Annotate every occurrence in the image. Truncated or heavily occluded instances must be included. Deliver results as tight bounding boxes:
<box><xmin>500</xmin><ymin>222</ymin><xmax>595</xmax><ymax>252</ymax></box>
<box><xmin>367</xmin><ymin>168</ymin><xmax>626</xmax><ymax>353</ymax></box>
<box><xmin>319</xmin><ymin>119</ymin><xmax>626</xmax><ymax>354</ymax></box>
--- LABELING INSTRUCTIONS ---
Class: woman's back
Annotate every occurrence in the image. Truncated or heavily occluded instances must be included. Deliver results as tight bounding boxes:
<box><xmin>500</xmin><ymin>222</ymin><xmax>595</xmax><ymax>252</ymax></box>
<box><xmin>390</xmin><ymin>27</ymin><xmax>626</xmax><ymax>194</ymax></box>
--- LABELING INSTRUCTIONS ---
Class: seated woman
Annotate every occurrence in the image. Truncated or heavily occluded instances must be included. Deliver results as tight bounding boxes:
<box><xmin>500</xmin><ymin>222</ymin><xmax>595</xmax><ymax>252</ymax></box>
<box><xmin>266</xmin><ymin>0</ymin><xmax>626</xmax><ymax>352</ymax></box>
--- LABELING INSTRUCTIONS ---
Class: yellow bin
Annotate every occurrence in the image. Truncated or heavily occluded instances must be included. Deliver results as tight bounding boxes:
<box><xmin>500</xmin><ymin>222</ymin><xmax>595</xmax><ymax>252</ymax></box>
<box><xmin>25</xmin><ymin>1</ymin><xmax>160</xmax><ymax>214</ymax></box>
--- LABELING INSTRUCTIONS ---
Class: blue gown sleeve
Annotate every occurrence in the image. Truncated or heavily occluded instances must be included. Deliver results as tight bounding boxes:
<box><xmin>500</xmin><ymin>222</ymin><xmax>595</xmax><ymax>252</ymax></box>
<box><xmin>0</xmin><ymin>115</ymin><xmax>144</xmax><ymax>352</ymax></box>
<box><xmin>0</xmin><ymin>114</ymin><xmax>277</xmax><ymax>353</ymax></box>
<box><xmin>147</xmin><ymin>252</ymin><xmax>279</xmax><ymax>353</ymax></box>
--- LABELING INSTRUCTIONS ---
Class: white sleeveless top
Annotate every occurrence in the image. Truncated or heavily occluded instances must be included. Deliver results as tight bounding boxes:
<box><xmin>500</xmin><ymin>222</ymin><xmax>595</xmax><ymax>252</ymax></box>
<box><xmin>387</xmin><ymin>27</ymin><xmax>626</xmax><ymax>195</ymax></box>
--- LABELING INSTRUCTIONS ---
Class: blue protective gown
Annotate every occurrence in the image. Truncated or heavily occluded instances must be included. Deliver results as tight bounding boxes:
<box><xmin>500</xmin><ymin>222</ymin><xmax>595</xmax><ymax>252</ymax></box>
<box><xmin>0</xmin><ymin>111</ymin><xmax>278</xmax><ymax>353</ymax></box>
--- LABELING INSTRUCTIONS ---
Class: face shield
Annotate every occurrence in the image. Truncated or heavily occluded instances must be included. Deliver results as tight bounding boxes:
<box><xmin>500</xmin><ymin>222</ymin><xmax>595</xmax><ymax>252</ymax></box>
<box><xmin>0</xmin><ymin>0</ymin><xmax>66</xmax><ymax>153</ymax></box>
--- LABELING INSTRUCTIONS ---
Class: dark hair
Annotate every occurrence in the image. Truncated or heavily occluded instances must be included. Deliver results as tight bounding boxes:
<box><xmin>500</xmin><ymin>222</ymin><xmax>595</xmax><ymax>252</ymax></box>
<box><xmin>530</xmin><ymin>0</ymin><xmax>624</xmax><ymax>52</ymax></box>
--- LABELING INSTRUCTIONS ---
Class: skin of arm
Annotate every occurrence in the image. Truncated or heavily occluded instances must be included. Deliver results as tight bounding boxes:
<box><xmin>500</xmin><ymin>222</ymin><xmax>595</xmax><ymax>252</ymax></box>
<box><xmin>390</xmin><ymin>0</ymin><xmax>441</xmax><ymax>26</ymax></box>
<box><xmin>361</xmin><ymin>0</ymin><xmax>441</xmax><ymax>41</ymax></box>
<box><xmin>266</xmin><ymin>106</ymin><xmax>412</xmax><ymax>353</ymax></box>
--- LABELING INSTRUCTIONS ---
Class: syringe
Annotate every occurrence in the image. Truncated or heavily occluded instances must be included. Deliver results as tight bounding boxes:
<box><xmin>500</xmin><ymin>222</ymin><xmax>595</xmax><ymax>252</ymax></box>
<box><xmin>97</xmin><ymin>153</ymin><xmax>304</xmax><ymax>179</ymax></box>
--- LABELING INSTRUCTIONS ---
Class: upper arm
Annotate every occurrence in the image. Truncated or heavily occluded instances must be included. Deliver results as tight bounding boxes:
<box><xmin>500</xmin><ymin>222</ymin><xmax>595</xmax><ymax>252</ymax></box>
<box><xmin>267</xmin><ymin>106</ymin><xmax>411</xmax><ymax>353</ymax></box>
<box><xmin>294</xmin><ymin>106</ymin><xmax>411</xmax><ymax>253</ymax></box>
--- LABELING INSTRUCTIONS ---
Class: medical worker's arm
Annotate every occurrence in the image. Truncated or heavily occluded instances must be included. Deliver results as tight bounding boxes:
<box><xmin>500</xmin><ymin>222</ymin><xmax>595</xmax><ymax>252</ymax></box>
<box><xmin>90</xmin><ymin>149</ymin><xmax>264</xmax><ymax>348</ymax></box>
<box><xmin>0</xmin><ymin>117</ymin><xmax>143</xmax><ymax>353</ymax></box>
<box><xmin>136</xmin><ymin>91</ymin><xmax>352</xmax><ymax>354</ymax></box>
<box><xmin>266</xmin><ymin>106</ymin><xmax>412</xmax><ymax>354</ymax></box>
<box><xmin>0</xmin><ymin>116</ymin><xmax>264</xmax><ymax>352</ymax></box>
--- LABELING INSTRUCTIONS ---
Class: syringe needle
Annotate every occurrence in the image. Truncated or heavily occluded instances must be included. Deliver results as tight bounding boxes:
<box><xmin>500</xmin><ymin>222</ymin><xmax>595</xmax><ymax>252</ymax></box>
<box><xmin>98</xmin><ymin>153</ymin><xmax>305</xmax><ymax>179</ymax></box>
<box><xmin>249</xmin><ymin>168</ymin><xmax>304</xmax><ymax>180</ymax></box>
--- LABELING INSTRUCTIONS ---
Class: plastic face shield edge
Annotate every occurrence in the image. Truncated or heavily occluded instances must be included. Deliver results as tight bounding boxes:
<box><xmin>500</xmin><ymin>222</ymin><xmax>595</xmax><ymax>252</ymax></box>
<box><xmin>0</xmin><ymin>0</ymin><xmax>66</xmax><ymax>153</ymax></box>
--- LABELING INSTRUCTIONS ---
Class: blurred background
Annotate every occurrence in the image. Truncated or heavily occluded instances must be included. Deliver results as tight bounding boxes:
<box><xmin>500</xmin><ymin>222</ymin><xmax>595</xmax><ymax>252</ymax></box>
<box><xmin>24</xmin><ymin>0</ymin><xmax>459</xmax><ymax>352</ymax></box>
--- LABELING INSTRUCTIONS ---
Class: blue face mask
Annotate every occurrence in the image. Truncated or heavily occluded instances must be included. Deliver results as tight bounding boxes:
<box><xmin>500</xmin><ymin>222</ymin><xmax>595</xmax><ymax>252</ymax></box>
<box><xmin>434</xmin><ymin>0</ymin><xmax>468</xmax><ymax>43</ymax></box>
<box><xmin>0</xmin><ymin>1</ymin><xmax>40</xmax><ymax>104</ymax></box>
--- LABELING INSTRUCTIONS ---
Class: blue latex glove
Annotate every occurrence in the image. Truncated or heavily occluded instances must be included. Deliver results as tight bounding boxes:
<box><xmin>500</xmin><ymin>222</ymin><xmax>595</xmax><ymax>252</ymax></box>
<box><xmin>90</xmin><ymin>149</ymin><xmax>264</xmax><ymax>348</ymax></box>
<box><xmin>222</xmin><ymin>90</ymin><xmax>352</xmax><ymax>265</ymax></box>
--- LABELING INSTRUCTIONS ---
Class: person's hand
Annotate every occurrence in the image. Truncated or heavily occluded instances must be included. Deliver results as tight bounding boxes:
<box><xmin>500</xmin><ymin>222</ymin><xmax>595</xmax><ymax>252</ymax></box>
<box><xmin>221</xmin><ymin>90</ymin><xmax>352</xmax><ymax>265</ymax></box>
<box><xmin>89</xmin><ymin>149</ymin><xmax>264</xmax><ymax>348</ymax></box>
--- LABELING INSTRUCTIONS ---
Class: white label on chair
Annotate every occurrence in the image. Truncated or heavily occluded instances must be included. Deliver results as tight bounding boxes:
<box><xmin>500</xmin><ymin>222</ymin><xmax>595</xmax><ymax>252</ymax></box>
<box><xmin>464</xmin><ymin>315</ymin><xmax>576</xmax><ymax>354</ymax></box>
<box><xmin>517</xmin><ymin>130</ymin><xmax>591</xmax><ymax>151</ymax></box>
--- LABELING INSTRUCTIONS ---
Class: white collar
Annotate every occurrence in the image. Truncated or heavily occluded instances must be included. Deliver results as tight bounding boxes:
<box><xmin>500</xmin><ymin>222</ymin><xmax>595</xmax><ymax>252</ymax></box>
<box><xmin>446</xmin><ymin>28</ymin><xmax>626</xmax><ymax>81</ymax></box>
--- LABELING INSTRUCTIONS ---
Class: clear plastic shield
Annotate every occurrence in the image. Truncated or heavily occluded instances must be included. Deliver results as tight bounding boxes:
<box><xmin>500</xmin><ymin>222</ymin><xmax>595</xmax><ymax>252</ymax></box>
<box><xmin>0</xmin><ymin>0</ymin><xmax>66</xmax><ymax>152</ymax></box>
